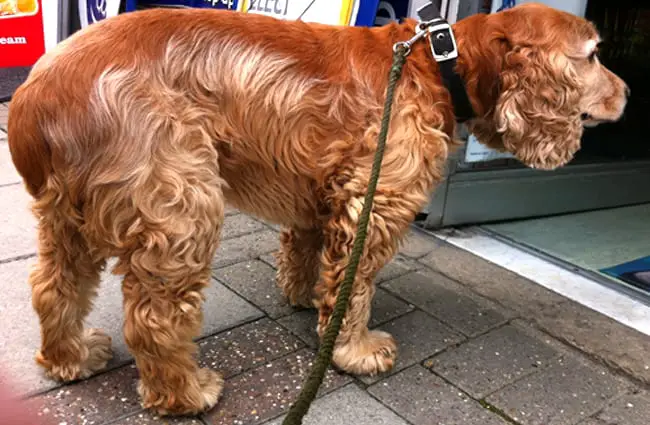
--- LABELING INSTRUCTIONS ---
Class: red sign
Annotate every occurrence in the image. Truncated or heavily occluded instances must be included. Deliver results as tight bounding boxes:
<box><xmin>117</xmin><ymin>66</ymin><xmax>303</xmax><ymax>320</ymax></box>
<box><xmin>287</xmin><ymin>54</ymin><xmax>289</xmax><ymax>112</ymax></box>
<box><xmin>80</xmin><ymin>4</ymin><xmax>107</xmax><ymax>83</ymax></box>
<box><xmin>0</xmin><ymin>0</ymin><xmax>45</xmax><ymax>67</ymax></box>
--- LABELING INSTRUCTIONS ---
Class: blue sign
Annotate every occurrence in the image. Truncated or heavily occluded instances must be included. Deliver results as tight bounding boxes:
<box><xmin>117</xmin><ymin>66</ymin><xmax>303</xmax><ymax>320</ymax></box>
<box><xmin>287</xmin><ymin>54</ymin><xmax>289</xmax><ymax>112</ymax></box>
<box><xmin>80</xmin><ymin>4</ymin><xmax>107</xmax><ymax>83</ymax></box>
<box><xmin>497</xmin><ymin>0</ymin><xmax>516</xmax><ymax>11</ymax></box>
<box><xmin>88</xmin><ymin>0</ymin><xmax>107</xmax><ymax>24</ymax></box>
<box><xmin>80</xmin><ymin>0</ymin><xmax>121</xmax><ymax>27</ymax></box>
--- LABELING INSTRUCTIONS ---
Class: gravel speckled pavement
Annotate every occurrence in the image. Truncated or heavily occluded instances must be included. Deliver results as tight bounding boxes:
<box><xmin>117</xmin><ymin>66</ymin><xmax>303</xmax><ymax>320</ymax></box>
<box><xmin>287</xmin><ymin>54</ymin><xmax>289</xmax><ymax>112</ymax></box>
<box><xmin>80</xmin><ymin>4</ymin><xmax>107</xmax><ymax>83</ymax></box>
<box><xmin>1</xmin><ymin>100</ymin><xmax>649</xmax><ymax>425</ymax></box>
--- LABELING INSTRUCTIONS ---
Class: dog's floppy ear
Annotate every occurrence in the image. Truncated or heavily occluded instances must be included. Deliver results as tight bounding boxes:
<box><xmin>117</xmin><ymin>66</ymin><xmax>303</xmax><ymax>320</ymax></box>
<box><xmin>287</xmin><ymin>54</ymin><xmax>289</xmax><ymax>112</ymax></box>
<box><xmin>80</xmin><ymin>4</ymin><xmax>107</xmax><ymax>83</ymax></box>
<box><xmin>495</xmin><ymin>45</ymin><xmax>583</xmax><ymax>170</ymax></box>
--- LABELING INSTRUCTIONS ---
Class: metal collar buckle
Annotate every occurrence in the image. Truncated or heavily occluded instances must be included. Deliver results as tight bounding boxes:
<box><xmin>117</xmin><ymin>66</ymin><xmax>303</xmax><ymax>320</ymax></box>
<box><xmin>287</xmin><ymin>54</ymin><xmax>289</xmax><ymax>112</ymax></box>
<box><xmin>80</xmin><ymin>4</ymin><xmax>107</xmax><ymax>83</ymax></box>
<box><xmin>425</xmin><ymin>21</ymin><xmax>458</xmax><ymax>62</ymax></box>
<box><xmin>416</xmin><ymin>2</ymin><xmax>459</xmax><ymax>63</ymax></box>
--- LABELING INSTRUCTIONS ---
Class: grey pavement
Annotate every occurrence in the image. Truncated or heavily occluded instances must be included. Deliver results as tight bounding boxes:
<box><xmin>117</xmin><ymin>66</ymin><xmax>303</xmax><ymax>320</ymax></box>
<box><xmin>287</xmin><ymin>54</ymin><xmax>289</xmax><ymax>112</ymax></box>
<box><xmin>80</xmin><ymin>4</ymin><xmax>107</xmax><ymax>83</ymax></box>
<box><xmin>1</xmin><ymin>100</ymin><xmax>649</xmax><ymax>425</ymax></box>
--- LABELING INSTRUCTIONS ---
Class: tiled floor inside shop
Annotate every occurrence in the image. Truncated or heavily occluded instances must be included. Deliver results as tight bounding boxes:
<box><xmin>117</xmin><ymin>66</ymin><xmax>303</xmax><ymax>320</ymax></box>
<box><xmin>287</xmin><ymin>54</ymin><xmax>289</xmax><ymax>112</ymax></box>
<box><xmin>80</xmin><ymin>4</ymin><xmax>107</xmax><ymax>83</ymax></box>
<box><xmin>1</xmin><ymin>100</ymin><xmax>650</xmax><ymax>425</ymax></box>
<box><xmin>484</xmin><ymin>204</ymin><xmax>650</xmax><ymax>290</ymax></box>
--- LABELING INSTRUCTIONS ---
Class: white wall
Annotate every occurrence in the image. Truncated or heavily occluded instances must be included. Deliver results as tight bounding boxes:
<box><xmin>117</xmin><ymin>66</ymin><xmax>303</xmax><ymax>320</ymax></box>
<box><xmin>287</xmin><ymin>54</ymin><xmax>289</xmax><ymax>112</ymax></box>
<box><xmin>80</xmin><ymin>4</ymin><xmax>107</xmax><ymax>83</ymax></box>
<box><xmin>42</xmin><ymin>0</ymin><xmax>59</xmax><ymax>51</ymax></box>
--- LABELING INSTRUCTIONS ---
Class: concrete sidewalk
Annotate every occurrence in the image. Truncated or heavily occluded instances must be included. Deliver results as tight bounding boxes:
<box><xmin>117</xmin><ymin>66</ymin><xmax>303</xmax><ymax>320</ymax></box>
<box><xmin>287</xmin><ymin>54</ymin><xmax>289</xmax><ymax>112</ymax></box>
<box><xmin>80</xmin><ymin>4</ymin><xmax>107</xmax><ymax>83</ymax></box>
<box><xmin>1</xmin><ymin>100</ymin><xmax>649</xmax><ymax>425</ymax></box>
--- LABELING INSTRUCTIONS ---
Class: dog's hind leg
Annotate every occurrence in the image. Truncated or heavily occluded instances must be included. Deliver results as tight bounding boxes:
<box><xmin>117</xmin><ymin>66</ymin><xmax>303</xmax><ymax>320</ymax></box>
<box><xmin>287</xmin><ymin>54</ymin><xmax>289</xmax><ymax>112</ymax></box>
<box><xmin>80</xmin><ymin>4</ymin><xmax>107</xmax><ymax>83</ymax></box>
<box><xmin>30</xmin><ymin>182</ymin><xmax>112</xmax><ymax>382</ymax></box>
<box><xmin>119</xmin><ymin>141</ymin><xmax>225</xmax><ymax>416</ymax></box>
<box><xmin>275</xmin><ymin>227</ymin><xmax>323</xmax><ymax>308</ymax></box>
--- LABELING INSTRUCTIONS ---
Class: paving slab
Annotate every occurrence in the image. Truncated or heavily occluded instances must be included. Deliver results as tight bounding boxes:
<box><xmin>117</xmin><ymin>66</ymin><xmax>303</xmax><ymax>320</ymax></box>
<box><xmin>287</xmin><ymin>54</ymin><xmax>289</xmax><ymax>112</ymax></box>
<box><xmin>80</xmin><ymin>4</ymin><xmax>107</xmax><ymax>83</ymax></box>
<box><xmin>0</xmin><ymin>183</ymin><xmax>37</xmax><ymax>261</ymax></box>
<box><xmin>486</xmin><ymin>356</ymin><xmax>629</xmax><ymax>425</ymax></box>
<box><xmin>382</xmin><ymin>270</ymin><xmax>511</xmax><ymax>337</ymax></box>
<box><xmin>419</xmin><ymin>241</ymin><xmax>650</xmax><ymax>384</ymax></box>
<box><xmin>276</xmin><ymin>287</ymin><xmax>415</xmax><ymax>350</ymax></box>
<box><xmin>368</xmin><ymin>365</ymin><xmax>507</xmax><ymax>425</ymax></box>
<box><xmin>221</xmin><ymin>214</ymin><xmax>267</xmax><ymax>240</ymax></box>
<box><xmin>263</xmin><ymin>222</ymin><xmax>282</xmax><ymax>232</ymax></box>
<box><xmin>368</xmin><ymin>287</ymin><xmax>414</xmax><ymax>327</ymax></box>
<box><xmin>198</xmin><ymin>318</ymin><xmax>304</xmax><ymax>379</ymax></box>
<box><xmin>0</xmin><ymin>137</ymin><xmax>22</xmax><ymax>185</ymax></box>
<box><xmin>427</xmin><ymin>323</ymin><xmax>560</xmax><ymax>398</ymax></box>
<box><xmin>258</xmin><ymin>252</ymin><xmax>278</xmax><ymax>269</ymax></box>
<box><xmin>276</xmin><ymin>309</ymin><xmax>320</xmax><ymax>349</ymax></box>
<box><xmin>360</xmin><ymin>310</ymin><xmax>464</xmax><ymax>384</ymax></box>
<box><xmin>399</xmin><ymin>228</ymin><xmax>444</xmax><ymax>259</ymax></box>
<box><xmin>0</xmin><ymin>258</ymin><xmax>58</xmax><ymax>396</ymax></box>
<box><xmin>0</xmin><ymin>103</ymin><xmax>8</xmax><ymax>132</ymax></box>
<box><xmin>203</xmin><ymin>348</ymin><xmax>352</xmax><ymax>425</ymax></box>
<box><xmin>579</xmin><ymin>420</ymin><xmax>604</xmax><ymax>425</ymax></box>
<box><xmin>224</xmin><ymin>204</ymin><xmax>239</xmax><ymax>216</ymax></box>
<box><xmin>214</xmin><ymin>260</ymin><xmax>295</xmax><ymax>319</ymax></box>
<box><xmin>212</xmin><ymin>230</ymin><xmax>280</xmax><ymax>269</ymax></box>
<box><xmin>264</xmin><ymin>384</ymin><xmax>410</xmax><ymax>425</ymax></box>
<box><xmin>258</xmin><ymin>251</ymin><xmax>419</xmax><ymax>286</ymax></box>
<box><xmin>110</xmin><ymin>411</ymin><xmax>205</xmax><ymax>425</ymax></box>
<box><xmin>593</xmin><ymin>390</ymin><xmax>650</xmax><ymax>425</ymax></box>
<box><xmin>31</xmin><ymin>363</ymin><xmax>142</xmax><ymax>425</ymax></box>
<box><xmin>0</xmin><ymin>258</ymin><xmax>263</xmax><ymax>396</ymax></box>
<box><xmin>375</xmin><ymin>255</ymin><xmax>422</xmax><ymax>283</ymax></box>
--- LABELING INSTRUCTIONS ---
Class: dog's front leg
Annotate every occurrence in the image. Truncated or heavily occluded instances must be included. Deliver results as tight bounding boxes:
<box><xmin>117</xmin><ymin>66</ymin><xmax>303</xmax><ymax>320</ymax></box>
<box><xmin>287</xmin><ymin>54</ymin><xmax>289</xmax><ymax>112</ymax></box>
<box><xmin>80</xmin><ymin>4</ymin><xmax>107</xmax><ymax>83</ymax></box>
<box><xmin>313</xmin><ymin>196</ymin><xmax>407</xmax><ymax>376</ymax></box>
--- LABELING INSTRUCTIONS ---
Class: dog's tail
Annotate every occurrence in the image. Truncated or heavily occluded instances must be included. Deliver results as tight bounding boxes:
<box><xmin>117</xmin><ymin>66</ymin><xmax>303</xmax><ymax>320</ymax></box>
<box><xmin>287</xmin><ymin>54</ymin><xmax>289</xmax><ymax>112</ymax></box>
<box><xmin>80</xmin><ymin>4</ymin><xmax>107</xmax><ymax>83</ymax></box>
<box><xmin>7</xmin><ymin>86</ymin><xmax>53</xmax><ymax>198</ymax></box>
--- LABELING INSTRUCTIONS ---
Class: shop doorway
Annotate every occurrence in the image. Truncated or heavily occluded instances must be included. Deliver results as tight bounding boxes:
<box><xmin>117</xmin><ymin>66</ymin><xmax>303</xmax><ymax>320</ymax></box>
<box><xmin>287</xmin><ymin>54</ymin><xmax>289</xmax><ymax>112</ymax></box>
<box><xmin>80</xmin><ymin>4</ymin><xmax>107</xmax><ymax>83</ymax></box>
<box><xmin>426</xmin><ymin>1</ymin><xmax>650</xmax><ymax>300</ymax></box>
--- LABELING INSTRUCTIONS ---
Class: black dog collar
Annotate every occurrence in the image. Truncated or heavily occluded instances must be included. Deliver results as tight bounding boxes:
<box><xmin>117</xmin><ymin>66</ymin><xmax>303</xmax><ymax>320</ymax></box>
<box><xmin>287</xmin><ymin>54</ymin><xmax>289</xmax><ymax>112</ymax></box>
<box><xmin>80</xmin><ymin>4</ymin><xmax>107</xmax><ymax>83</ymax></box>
<box><xmin>417</xmin><ymin>2</ymin><xmax>475</xmax><ymax>123</ymax></box>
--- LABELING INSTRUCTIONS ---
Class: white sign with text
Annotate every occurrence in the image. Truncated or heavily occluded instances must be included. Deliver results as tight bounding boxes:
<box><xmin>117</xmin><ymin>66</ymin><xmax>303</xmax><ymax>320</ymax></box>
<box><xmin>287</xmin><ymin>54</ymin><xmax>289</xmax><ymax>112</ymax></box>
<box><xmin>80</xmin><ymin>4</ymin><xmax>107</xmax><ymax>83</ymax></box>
<box><xmin>464</xmin><ymin>134</ymin><xmax>514</xmax><ymax>163</ymax></box>
<box><xmin>238</xmin><ymin>0</ymin><xmax>360</xmax><ymax>26</ymax></box>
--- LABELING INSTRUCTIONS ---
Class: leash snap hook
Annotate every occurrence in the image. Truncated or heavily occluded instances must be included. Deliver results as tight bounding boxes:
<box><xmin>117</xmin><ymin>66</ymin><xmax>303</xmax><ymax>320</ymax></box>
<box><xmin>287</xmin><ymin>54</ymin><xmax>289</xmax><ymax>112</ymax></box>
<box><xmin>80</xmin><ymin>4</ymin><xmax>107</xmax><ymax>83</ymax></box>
<box><xmin>392</xmin><ymin>41</ymin><xmax>411</xmax><ymax>56</ymax></box>
<box><xmin>392</xmin><ymin>25</ymin><xmax>429</xmax><ymax>56</ymax></box>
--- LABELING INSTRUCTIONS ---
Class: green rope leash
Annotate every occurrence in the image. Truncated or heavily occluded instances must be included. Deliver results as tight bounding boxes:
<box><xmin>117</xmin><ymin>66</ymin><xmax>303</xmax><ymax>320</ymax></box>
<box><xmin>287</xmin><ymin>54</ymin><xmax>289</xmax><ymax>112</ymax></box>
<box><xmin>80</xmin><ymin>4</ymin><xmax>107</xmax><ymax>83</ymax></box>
<box><xmin>282</xmin><ymin>44</ymin><xmax>409</xmax><ymax>425</ymax></box>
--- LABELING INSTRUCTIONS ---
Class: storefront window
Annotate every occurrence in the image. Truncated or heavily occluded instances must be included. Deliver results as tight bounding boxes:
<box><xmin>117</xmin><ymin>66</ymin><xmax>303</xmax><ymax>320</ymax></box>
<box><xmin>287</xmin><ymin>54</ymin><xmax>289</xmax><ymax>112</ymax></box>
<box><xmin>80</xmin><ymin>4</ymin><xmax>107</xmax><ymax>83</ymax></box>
<box><xmin>577</xmin><ymin>1</ymin><xmax>650</xmax><ymax>163</ymax></box>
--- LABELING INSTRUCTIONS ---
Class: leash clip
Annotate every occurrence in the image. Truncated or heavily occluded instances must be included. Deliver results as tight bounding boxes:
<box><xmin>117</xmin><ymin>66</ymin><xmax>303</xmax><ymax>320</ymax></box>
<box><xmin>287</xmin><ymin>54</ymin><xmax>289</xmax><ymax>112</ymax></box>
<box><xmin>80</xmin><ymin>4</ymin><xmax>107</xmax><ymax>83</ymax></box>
<box><xmin>392</xmin><ymin>25</ymin><xmax>429</xmax><ymax>56</ymax></box>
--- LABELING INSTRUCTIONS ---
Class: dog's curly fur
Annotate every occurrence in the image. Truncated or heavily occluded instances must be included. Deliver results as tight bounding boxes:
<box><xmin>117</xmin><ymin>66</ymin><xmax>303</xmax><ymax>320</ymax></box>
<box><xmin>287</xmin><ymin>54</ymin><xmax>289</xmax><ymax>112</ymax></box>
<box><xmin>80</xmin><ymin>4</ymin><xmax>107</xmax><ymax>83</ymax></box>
<box><xmin>7</xmin><ymin>3</ymin><xmax>627</xmax><ymax>416</ymax></box>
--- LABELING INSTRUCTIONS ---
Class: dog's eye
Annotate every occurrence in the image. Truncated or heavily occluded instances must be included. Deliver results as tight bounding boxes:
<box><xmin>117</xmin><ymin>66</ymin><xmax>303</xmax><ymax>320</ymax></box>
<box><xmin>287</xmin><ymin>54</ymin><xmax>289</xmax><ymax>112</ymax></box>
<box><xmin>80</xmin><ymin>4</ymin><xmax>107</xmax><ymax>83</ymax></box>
<box><xmin>589</xmin><ymin>42</ymin><xmax>604</xmax><ymax>62</ymax></box>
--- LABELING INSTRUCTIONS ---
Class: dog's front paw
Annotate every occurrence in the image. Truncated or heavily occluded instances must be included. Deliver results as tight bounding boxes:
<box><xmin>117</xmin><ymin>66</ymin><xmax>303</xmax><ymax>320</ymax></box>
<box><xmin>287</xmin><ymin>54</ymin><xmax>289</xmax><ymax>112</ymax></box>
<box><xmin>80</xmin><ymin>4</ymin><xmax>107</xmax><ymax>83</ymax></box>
<box><xmin>332</xmin><ymin>330</ymin><xmax>397</xmax><ymax>376</ymax></box>
<box><xmin>196</xmin><ymin>368</ymin><xmax>224</xmax><ymax>412</ymax></box>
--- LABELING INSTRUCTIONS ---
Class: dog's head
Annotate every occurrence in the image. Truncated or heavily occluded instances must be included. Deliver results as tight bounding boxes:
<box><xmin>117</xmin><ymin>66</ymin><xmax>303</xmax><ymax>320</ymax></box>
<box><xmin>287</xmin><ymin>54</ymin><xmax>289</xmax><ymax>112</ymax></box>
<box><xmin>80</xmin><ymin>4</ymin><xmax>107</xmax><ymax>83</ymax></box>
<box><xmin>460</xmin><ymin>3</ymin><xmax>629</xmax><ymax>170</ymax></box>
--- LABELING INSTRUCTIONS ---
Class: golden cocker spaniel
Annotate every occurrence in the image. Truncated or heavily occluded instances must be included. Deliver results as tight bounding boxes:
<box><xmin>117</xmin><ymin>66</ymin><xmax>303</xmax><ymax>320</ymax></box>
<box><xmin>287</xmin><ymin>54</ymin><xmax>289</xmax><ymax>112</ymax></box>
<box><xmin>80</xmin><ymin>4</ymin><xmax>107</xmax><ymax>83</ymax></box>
<box><xmin>7</xmin><ymin>2</ymin><xmax>628</xmax><ymax>416</ymax></box>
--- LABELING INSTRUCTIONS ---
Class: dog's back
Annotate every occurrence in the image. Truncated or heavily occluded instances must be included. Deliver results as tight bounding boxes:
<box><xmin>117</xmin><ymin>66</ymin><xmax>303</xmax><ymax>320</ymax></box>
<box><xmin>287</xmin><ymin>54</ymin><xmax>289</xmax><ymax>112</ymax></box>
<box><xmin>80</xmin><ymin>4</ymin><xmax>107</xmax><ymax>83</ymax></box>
<box><xmin>8</xmin><ymin>8</ymin><xmax>399</xmax><ymax>199</ymax></box>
